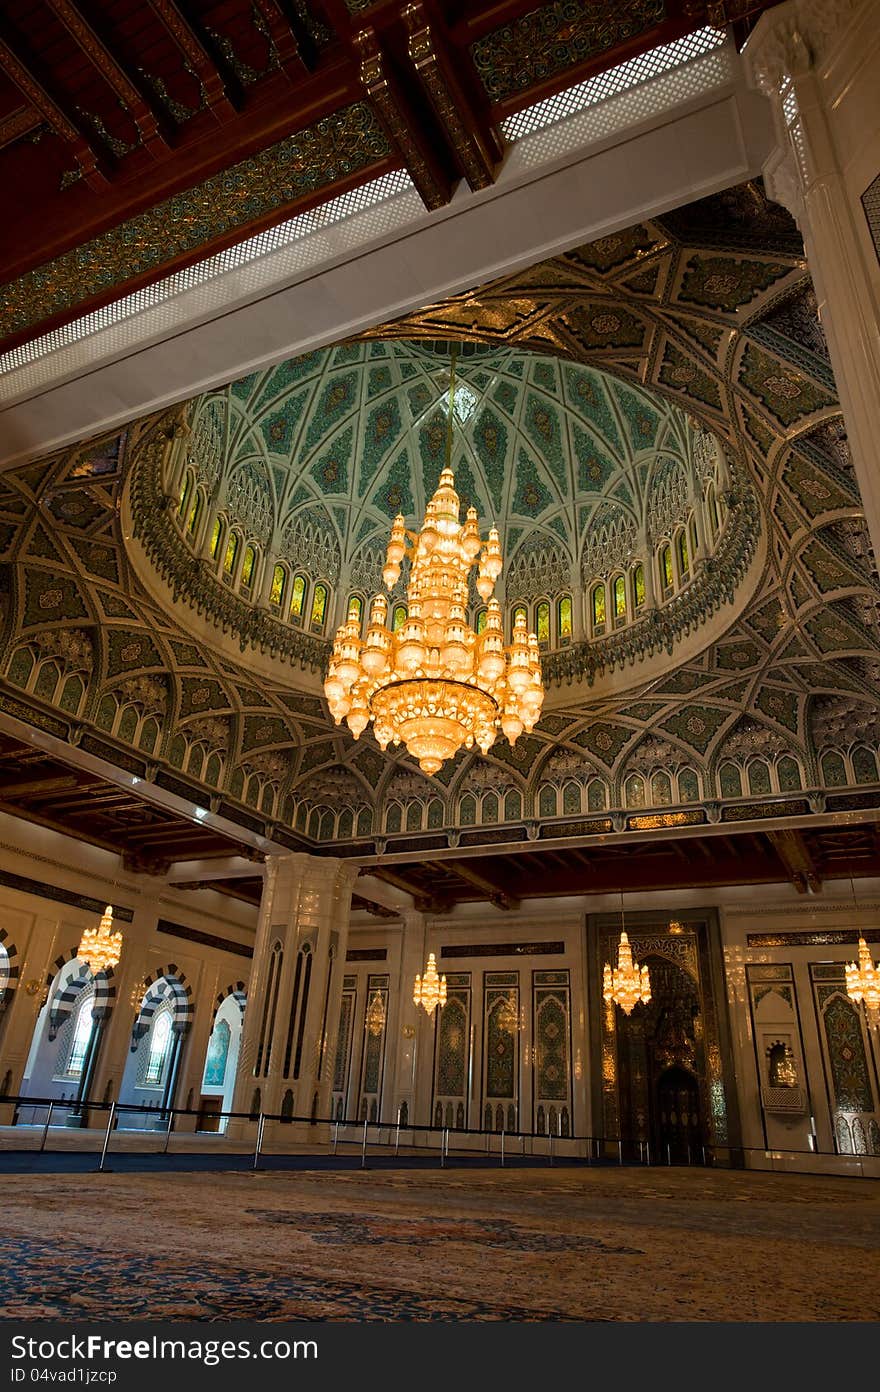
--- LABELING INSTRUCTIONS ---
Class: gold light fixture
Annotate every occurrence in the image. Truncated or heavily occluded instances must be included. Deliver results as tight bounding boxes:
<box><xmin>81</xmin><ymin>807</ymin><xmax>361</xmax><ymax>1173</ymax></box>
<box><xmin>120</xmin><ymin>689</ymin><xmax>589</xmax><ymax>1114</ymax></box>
<box><xmin>324</xmin><ymin>352</ymin><xmax>544</xmax><ymax>775</ymax></box>
<box><xmin>78</xmin><ymin>904</ymin><xmax>123</xmax><ymax>975</ymax></box>
<box><xmin>413</xmin><ymin>952</ymin><xmax>447</xmax><ymax>1016</ymax></box>
<box><xmin>366</xmin><ymin>989</ymin><xmax>387</xmax><ymax>1037</ymax></box>
<box><xmin>497</xmin><ymin>992</ymin><xmax>522</xmax><ymax>1035</ymax></box>
<box><xmin>845</xmin><ymin>938</ymin><xmax>880</xmax><ymax>1024</ymax></box>
<box><xmin>603</xmin><ymin>898</ymin><xmax>651</xmax><ymax>1016</ymax></box>
<box><xmin>667</xmin><ymin>919</ymin><xmax>684</xmax><ymax>935</ymax></box>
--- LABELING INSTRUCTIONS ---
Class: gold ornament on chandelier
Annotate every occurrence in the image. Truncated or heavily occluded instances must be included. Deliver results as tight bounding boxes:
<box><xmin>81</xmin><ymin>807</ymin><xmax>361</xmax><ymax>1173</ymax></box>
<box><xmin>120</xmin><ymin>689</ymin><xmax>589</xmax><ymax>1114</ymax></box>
<box><xmin>78</xmin><ymin>904</ymin><xmax>123</xmax><ymax>975</ymax></box>
<box><xmin>324</xmin><ymin>354</ymin><xmax>544</xmax><ymax>775</ymax></box>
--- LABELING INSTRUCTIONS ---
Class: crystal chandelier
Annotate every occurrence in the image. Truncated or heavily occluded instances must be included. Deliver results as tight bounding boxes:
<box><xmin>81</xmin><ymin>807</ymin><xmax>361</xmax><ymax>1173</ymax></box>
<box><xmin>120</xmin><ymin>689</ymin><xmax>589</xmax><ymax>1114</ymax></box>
<box><xmin>78</xmin><ymin>904</ymin><xmax>123</xmax><ymax>974</ymax></box>
<box><xmin>324</xmin><ymin>354</ymin><xmax>544</xmax><ymax>775</ymax></box>
<box><xmin>603</xmin><ymin>900</ymin><xmax>651</xmax><ymax>1016</ymax></box>
<box><xmin>366</xmin><ymin>989</ymin><xmax>386</xmax><ymax>1037</ymax></box>
<box><xmin>497</xmin><ymin>992</ymin><xmax>522</xmax><ymax>1035</ymax></box>
<box><xmin>845</xmin><ymin>938</ymin><xmax>880</xmax><ymax>1024</ymax></box>
<box><xmin>413</xmin><ymin>952</ymin><xmax>447</xmax><ymax>1016</ymax></box>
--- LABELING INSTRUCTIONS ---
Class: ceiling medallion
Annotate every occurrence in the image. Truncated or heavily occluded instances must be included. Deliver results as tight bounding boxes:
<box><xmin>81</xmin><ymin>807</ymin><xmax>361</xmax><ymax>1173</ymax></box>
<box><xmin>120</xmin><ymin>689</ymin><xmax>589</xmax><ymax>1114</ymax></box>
<box><xmin>325</xmin><ymin>353</ymin><xmax>544</xmax><ymax>774</ymax></box>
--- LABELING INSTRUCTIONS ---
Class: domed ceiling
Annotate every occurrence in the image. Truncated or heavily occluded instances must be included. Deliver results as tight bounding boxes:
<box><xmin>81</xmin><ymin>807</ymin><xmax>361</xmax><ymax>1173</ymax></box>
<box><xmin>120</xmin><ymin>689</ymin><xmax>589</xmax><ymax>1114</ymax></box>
<box><xmin>129</xmin><ymin>340</ymin><xmax>757</xmax><ymax>693</ymax></box>
<box><xmin>1</xmin><ymin>181</ymin><xmax>879</xmax><ymax>871</ymax></box>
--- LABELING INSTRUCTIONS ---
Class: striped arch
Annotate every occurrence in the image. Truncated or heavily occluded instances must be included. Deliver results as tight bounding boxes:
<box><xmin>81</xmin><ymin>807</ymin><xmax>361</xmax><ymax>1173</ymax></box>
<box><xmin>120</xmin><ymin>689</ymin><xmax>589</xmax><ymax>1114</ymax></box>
<box><xmin>43</xmin><ymin>947</ymin><xmax>117</xmax><ymax>1039</ymax></box>
<box><xmin>131</xmin><ymin>966</ymin><xmax>193</xmax><ymax>1048</ymax></box>
<box><xmin>0</xmin><ymin>927</ymin><xmax>19</xmax><ymax>999</ymax></box>
<box><xmin>212</xmin><ymin>981</ymin><xmax>247</xmax><ymax>1025</ymax></box>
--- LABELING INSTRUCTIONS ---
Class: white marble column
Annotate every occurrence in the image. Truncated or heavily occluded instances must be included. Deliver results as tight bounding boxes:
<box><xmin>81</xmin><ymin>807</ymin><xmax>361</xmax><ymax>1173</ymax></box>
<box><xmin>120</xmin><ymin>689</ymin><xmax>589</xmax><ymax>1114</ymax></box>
<box><xmin>744</xmin><ymin>0</ymin><xmax>880</xmax><ymax>558</ymax></box>
<box><xmin>231</xmin><ymin>853</ymin><xmax>356</xmax><ymax>1136</ymax></box>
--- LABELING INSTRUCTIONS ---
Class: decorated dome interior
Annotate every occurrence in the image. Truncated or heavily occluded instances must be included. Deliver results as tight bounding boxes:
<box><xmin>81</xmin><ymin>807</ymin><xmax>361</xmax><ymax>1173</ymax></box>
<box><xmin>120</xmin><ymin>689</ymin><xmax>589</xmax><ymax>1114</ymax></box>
<box><xmin>159</xmin><ymin>342</ymin><xmax>740</xmax><ymax>662</ymax></box>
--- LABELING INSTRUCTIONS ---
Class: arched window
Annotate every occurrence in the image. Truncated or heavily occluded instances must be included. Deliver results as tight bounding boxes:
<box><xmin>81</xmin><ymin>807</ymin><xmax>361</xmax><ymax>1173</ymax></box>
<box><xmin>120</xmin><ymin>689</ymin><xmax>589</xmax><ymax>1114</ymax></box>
<box><xmin>310</xmin><ymin>583</ymin><xmax>328</xmax><ymax>631</ymax></box>
<box><xmin>144</xmin><ymin>1010</ymin><xmax>173</xmax><ymax>1086</ymax></box>
<box><xmin>820</xmin><ymin>750</ymin><xmax>847</xmax><ymax>787</ymax></box>
<box><xmin>177</xmin><ymin>472</ymin><xmax>193</xmax><ymax>519</ymax></box>
<box><xmin>676</xmin><ymin>530</ymin><xmax>690</xmax><ymax>581</ymax></box>
<box><xmin>538</xmin><ymin>784</ymin><xmax>557</xmax><ymax>818</ymax></box>
<box><xmin>482</xmin><ymin>792</ymin><xmax>498</xmax><ymax>823</ymax></box>
<box><xmin>633</xmin><ymin>563</ymin><xmax>645</xmax><ymax>611</ymax></box>
<box><xmin>385</xmin><ymin>802</ymin><xmax>402</xmax><ymax>834</ymax></box>
<box><xmin>587</xmin><ymin>777</ymin><xmax>607</xmax><ymax>811</ymax></box>
<box><xmin>659</xmin><ymin>544</ymin><xmax>673</xmax><ymax>595</ymax></box>
<box><xmin>240</xmin><ymin>544</ymin><xmax>257</xmax><ymax>589</ymax></box>
<box><xmin>536</xmin><ymin>600</ymin><xmax>551</xmax><ymax>646</ymax></box>
<box><xmin>719</xmin><ymin>762</ymin><xmax>743</xmax><ymax>798</ymax></box>
<box><xmin>512</xmin><ymin>604</ymin><xmax>528</xmax><ymax>635</ymax></box>
<box><xmin>290</xmin><ymin>574</ymin><xmax>307</xmax><ymax>623</ymax></box>
<box><xmin>558</xmin><ymin>595</ymin><xmax>572</xmax><ymax>644</ymax></box>
<box><xmin>202</xmin><ymin>1019</ymin><xmax>231</xmax><ymax>1088</ymax></box>
<box><xmin>209</xmin><ymin>516</ymin><xmax>222</xmax><ymax>559</ymax></box>
<box><xmin>613</xmin><ymin>575</ymin><xmax>626</xmax><ymax>626</ymax></box>
<box><xmin>651</xmin><ymin>771</ymin><xmax>672</xmax><ymax>805</ymax></box>
<box><xmin>186</xmin><ymin>490</ymin><xmax>202</xmax><ymax>536</ymax></box>
<box><xmin>777</xmin><ymin>755</ymin><xmax>803</xmax><ymax>792</ymax></box>
<box><xmin>405</xmin><ymin>801</ymin><xmax>422</xmax><ymax>832</ymax></box>
<box><xmin>707</xmin><ymin>484</ymin><xmax>720</xmax><ymax>537</ymax></box>
<box><xmin>689</xmin><ymin>514</ymin><xmax>699</xmax><ymax>561</ymax></box>
<box><xmin>65</xmin><ymin>994</ymin><xmax>94</xmax><ymax>1079</ymax></box>
<box><xmin>223</xmin><ymin>531</ymin><xmax>239</xmax><ymax>577</ymax></box>
<box><xmin>347</xmin><ymin>594</ymin><xmax>364</xmax><ymax>631</ymax></box>
<box><xmin>591</xmin><ymin>584</ymin><xmax>606</xmax><ymax>633</ymax></box>
<box><xmin>503</xmin><ymin>788</ymin><xmax>522</xmax><ymax>822</ymax></box>
<box><xmin>476</xmin><ymin>608</ymin><xmax>488</xmax><ymax>635</ymax></box>
<box><xmin>562</xmin><ymin>781</ymin><xmax>581</xmax><ymax>815</ymax></box>
<box><xmin>852</xmin><ymin>746</ymin><xmax>878</xmax><ymax>784</ymax></box>
<box><xmin>459</xmin><ymin>794</ymin><xmax>477</xmax><ymax>826</ymax></box>
<box><xmin>625</xmin><ymin>775</ymin><xmax>646</xmax><ymax>809</ymax></box>
<box><xmin>392</xmin><ymin>603</ymin><xmax>407</xmax><ymax>633</ymax></box>
<box><xmin>678</xmin><ymin>768</ymin><xmax>699</xmax><ymax>803</ymax></box>
<box><xmin>748</xmin><ymin>759</ymin><xmax>771</xmax><ymax>795</ymax></box>
<box><xmin>270</xmin><ymin>565</ymin><xmax>286</xmax><ymax>608</ymax></box>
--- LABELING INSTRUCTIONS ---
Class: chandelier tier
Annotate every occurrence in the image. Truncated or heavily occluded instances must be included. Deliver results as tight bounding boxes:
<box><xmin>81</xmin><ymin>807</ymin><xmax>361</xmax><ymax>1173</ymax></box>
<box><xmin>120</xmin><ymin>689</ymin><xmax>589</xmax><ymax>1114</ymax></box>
<box><xmin>845</xmin><ymin>937</ymin><xmax>880</xmax><ymax>1023</ymax></box>
<box><xmin>413</xmin><ymin>951</ymin><xmax>447</xmax><ymax>1016</ymax></box>
<box><xmin>603</xmin><ymin>930</ymin><xmax>651</xmax><ymax>1016</ymax></box>
<box><xmin>324</xmin><ymin>358</ymin><xmax>544</xmax><ymax>775</ymax></box>
<box><xmin>78</xmin><ymin>904</ymin><xmax>123</xmax><ymax>975</ymax></box>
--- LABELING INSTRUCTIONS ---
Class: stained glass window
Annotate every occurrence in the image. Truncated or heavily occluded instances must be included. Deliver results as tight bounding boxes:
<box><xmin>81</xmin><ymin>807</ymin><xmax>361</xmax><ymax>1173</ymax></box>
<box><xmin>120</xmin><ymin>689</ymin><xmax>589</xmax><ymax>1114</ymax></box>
<box><xmin>660</xmin><ymin>545</ymin><xmax>673</xmax><ymax>590</ymax></box>
<box><xmin>66</xmin><ymin>997</ymin><xmax>94</xmax><ymax>1078</ymax></box>
<box><xmin>512</xmin><ymin>604</ymin><xmax>528</xmax><ymax>633</ymax></box>
<box><xmin>209</xmin><ymin>517</ymin><xmax>222</xmax><ymax>558</ymax></box>
<box><xmin>392</xmin><ymin>604</ymin><xmax>407</xmax><ymax>632</ymax></box>
<box><xmin>476</xmin><ymin>608</ymin><xmax>488</xmax><ymax>635</ymax></box>
<box><xmin>145</xmin><ymin>1011</ymin><xmax>172</xmax><ymax>1085</ymax></box>
<box><xmin>203</xmin><ymin>1019</ymin><xmax>231</xmax><ymax>1088</ymax></box>
<box><xmin>241</xmin><ymin>544</ymin><xmax>256</xmax><ymax>587</ymax></box>
<box><xmin>223</xmin><ymin>531</ymin><xmax>239</xmax><ymax>575</ymax></box>
<box><xmin>311</xmin><ymin>583</ymin><xmax>328</xmax><ymax>631</ymax></box>
<box><xmin>186</xmin><ymin>492</ymin><xmax>201</xmax><ymax>535</ymax></box>
<box><xmin>177</xmin><ymin>473</ymin><xmax>191</xmax><ymax>517</ymax></box>
<box><xmin>270</xmin><ymin>565</ymin><xmax>285</xmax><ymax>607</ymax></box>
<box><xmin>348</xmin><ymin>595</ymin><xmax>364</xmax><ymax>629</ymax></box>
<box><xmin>677</xmin><ymin>531</ymin><xmax>689</xmax><ymax>578</ymax></box>
<box><xmin>633</xmin><ymin>563</ymin><xmax>645</xmax><ymax>609</ymax></box>
<box><xmin>689</xmin><ymin>515</ymin><xmax>699</xmax><ymax>559</ymax></box>
<box><xmin>290</xmin><ymin>574</ymin><xmax>306</xmax><ymax>621</ymax></box>
<box><xmin>719</xmin><ymin>762</ymin><xmax>743</xmax><ymax>798</ymax></box>
<box><xmin>536</xmin><ymin>601</ymin><xmax>550</xmax><ymax>644</ymax></box>
<box><xmin>613</xmin><ymin>575</ymin><xmax>626</xmax><ymax>620</ymax></box>
<box><xmin>591</xmin><ymin>584</ymin><xmax>606</xmax><ymax>629</ymax></box>
<box><xmin>558</xmin><ymin>595</ymin><xmax>572</xmax><ymax>642</ymax></box>
<box><xmin>708</xmin><ymin>485</ymin><xmax>720</xmax><ymax>535</ymax></box>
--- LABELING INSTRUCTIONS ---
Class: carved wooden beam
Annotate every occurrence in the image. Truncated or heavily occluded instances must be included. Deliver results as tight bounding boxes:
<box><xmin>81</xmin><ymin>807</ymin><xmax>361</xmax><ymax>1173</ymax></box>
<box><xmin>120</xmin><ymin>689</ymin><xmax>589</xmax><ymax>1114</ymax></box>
<box><xmin>767</xmin><ymin>829</ymin><xmax>822</xmax><ymax>894</ymax></box>
<box><xmin>148</xmin><ymin>0</ymin><xmax>237</xmax><ymax>119</ymax></box>
<box><xmin>402</xmin><ymin>0</ymin><xmax>501</xmax><ymax>192</ymax></box>
<box><xmin>46</xmin><ymin>0</ymin><xmax>169</xmax><ymax>155</ymax></box>
<box><xmin>0</xmin><ymin>103</ymin><xmax>41</xmax><ymax>150</ymax></box>
<box><xmin>0</xmin><ymin>26</ymin><xmax>108</xmax><ymax>188</ymax></box>
<box><xmin>435</xmin><ymin>859</ymin><xmax>520</xmax><ymax>909</ymax></box>
<box><xmin>251</xmin><ymin>0</ymin><xmax>308</xmax><ymax>77</ymax></box>
<box><xmin>354</xmin><ymin>25</ymin><xmax>451</xmax><ymax>211</ymax></box>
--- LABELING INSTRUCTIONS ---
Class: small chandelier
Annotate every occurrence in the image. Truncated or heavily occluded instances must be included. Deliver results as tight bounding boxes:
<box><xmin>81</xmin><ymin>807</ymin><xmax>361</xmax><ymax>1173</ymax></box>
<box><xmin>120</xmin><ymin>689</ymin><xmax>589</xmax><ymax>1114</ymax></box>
<box><xmin>324</xmin><ymin>351</ymin><xmax>544</xmax><ymax>774</ymax></box>
<box><xmin>413</xmin><ymin>952</ymin><xmax>447</xmax><ymax>1016</ymax></box>
<box><xmin>603</xmin><ymin>897</ymin><xmax>651</xmax><ymax>1016</ymax></box>
<box><xmin>845</xmin><ymin>938</ymin><xmax>880</xmax><ymax>1024</ymax></box>
<box><xmin>78</xmin><ymin>904</ymin><xmax>123</xmax><ymax>974</ymax></box>
<box><xmin>366</xmin><ymin>989</ymin><xmax>386</xmax><ymax>1037</ymax></box>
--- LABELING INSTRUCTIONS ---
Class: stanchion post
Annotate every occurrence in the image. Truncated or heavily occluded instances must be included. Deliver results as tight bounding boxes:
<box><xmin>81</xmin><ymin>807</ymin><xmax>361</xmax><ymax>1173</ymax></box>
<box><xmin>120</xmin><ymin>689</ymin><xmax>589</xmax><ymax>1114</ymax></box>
<box><xmin>333</xmin><ymin>1120</ymin><xmax>339</xmax><ymax>1155</ymax></box>
<box><xmin>500</xmin><ymin>1127</ymin><xmax>505</xmax><ymax>1167</ymax></box>
<box><xmin>549</xmin><ymin>1128</ymin><xmax>554</xmax><ymax>1166</ymax></box>
<box><xmin>395</xmin><ymin>1107</ymin><xmax>401</xmax><ymax>1157</ymax></box>
<box><xmin>361</xmin><ymin>1117</ymin><xmax>368</xmax><ymax>1170</ymax></box>
<box><xmin>163</xmin><ymin>1108</ymin><xmax>175</xmax><ymax>1154</ymax></box>
<box><xmin>38</xmin><ymin>1102</ymin><xmax>54</xmax><ymax>1153</ymax></box>
<box><xmin>253</xmin><ymin>1113</ymin><xmax>265</xmax><ymax>1171</ymax></box>
<box><xmin>618</xmin><ymin>1138</ymin><xmax>623</xmax><ymax>1166</ymax></box>
<box><xmin>98</xmin><ymin>1101</ymin><xmax>116</xmax><ymax>1172</ymax></box>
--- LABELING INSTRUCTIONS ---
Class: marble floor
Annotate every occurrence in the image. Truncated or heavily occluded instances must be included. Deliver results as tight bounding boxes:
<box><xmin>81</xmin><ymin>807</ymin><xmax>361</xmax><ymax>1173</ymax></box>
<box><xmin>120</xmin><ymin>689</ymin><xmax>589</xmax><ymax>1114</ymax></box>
<box><xmin>4</xmin><ymin>1167</ymin><xmax>879</xmax><ymax>1321</ymax></box>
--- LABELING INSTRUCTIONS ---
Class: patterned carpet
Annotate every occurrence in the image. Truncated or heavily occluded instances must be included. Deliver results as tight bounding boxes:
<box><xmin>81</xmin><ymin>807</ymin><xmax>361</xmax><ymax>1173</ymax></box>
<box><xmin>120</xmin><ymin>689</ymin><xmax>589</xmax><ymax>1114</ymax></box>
<box><xmin>4</xmin><ymin>1168</ymin><xmax>879</xmax><ymax>1321</ymax></box>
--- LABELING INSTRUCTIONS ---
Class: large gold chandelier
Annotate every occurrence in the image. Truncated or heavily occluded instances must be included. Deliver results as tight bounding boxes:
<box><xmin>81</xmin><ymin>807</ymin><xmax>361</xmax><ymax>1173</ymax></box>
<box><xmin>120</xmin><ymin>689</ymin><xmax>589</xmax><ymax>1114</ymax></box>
<box><xmin>324</xmin><ymin>359</ymin><xmax>544</xmax><ymax>775</ymax></box>
<box><xmin>845</xmin><ymin>938</ymin><xmax>880</xmax><ymax>1024</ymax></box>
<box><xmin>603</xmin><ymin>930</ymin><xmax>651</xmax><ymax>1016</ymax></box>
<box><xmin>78</xmin><ymin>904</ymin><xmax>123</xmax><ymax>975</ymax></box>
<box><xmin>413</xmin><ymin>952</ymin><xmax>447</xmax><ymax>1016</ymax></box>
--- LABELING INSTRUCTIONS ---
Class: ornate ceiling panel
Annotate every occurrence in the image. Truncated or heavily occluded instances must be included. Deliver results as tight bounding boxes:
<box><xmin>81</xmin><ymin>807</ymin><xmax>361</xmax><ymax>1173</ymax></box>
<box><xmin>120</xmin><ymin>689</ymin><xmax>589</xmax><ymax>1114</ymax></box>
<box><xmin>1</xmin><ymin>178</ymin><xmax>879</xmax><ymax>867</ymax></box>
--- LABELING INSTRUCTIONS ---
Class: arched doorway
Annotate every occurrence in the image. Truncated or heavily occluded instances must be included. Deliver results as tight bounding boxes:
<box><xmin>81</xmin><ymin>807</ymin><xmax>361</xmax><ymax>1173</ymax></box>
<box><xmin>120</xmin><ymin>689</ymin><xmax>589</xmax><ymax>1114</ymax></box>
<box><xmin>198</xmin><ymin>990</ymin><xmax>245</xmax><ymax>1131</ymax></box>
<box><xmin>118</xmin><ymin>971</ymin><xmax>192</xmax><ymax>1128</ymax></box>
<box><xmin>16</xmin><ymin>957</ymin><xmax>111</xmax><ymax>1124</ymax></box>
<box><xmin>656</xmin><ymin>1065</ymin><xmax>701</xmax><ymax>1164</ymax></box>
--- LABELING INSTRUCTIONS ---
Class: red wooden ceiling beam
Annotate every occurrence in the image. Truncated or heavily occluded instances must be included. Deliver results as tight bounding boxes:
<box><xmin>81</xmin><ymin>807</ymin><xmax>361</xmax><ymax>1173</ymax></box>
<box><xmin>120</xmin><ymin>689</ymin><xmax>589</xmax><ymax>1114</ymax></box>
<box><xmin>0</xmin><ymin>103</ymin><xmax>42</xmax><ymax>150</ymax></box>
<box><xmin>251</xmin><ymin>0</ymin><xmax>309</xmax><ymax>78</ymax></box>
<box><xmin>148</xmin><ymin>0</ymin><xmax>237</xmax><ymax>120</ymax></box>
<box><xmin>45</xmin><ymin>0</ymin><xmax>169</xmax><ymax>156</ymax></box>
<box><xmin>0</xmin><ymin>25</ymin><xmax>108</xmax><ymax>188</ymax></box>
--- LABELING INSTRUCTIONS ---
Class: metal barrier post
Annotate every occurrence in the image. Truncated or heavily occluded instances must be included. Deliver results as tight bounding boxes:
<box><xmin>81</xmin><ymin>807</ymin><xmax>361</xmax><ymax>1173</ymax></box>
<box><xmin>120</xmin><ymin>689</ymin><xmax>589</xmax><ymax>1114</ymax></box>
<box><xmin>646</xmin><ymin>1140</ymin><xmax>651</xmax><ymax>1166</ymax></box>
<box><xmin>163</xmin><ymin>1109</ymin><xmax>175</xmax><ymax>1154</ymax></box>
<box><xmin>618</xmin><ymin>1139</ymin><xmax>623</xmax><ymax>1166</ymax></box>
<box><xmin>701</xmin><ymin>1145</ymin><xmax>706</xmax><ymax>1166</ymax></box>
<box><xmin>500</xmin><ymin>1128</ymin><xmax>505</xmax><ymax>1167</ymax></box>
<box><xmin>395</xmin><ymin>1107</ymin><xmax>401</xmax><ymax>1157</ymax></box>
<box><xmin>666</xmin><ymin>1142</ymin><xmax>672</xmax><ymax>1165</ymax></box>
<box><xmin>687</xmin><ymin>1143</ymin><xmax>692</xmax><ymax>1165</ymax></box>
<box><xmin>253</xmin><ymin>1113</ymin><xmax>265</xmax><ymax>1170</ymax></box>
<box><xmin>333</xmin><ymin>1121</ymin><xmax>339</xmax><ymax>1155</ymax></box>
<box><xmin>549</xmin><ymin>1128</ymin><xmax>554</xmax><ymax>1166</ymax></box>
<box><xmin>361</xmin><ymin>1118</ymin><xmax>368</xmax><ymax>1169</ymax></box>
<box><xmin>98</xmin><ymin>1102</ymin><xmax>116</xmax><ymax>1172</ymax></box>
<box><xmin>38</xmin><ymin>1102</ymin><xmax>54</xmax><ymax>1153</ymax></box>
<box><xmin>440</xmin><ymin>1128</ymin><xmax>446</xmax><ymax>1168</ymax></box>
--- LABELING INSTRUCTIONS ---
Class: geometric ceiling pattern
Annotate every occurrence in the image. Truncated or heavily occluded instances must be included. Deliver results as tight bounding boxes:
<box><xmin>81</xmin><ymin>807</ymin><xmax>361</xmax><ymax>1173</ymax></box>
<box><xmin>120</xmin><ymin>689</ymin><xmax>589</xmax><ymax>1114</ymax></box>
<box><xmin>1</xmin><ymin>180</ymin><xmax>879</xmax><ymax>870</ymax></box>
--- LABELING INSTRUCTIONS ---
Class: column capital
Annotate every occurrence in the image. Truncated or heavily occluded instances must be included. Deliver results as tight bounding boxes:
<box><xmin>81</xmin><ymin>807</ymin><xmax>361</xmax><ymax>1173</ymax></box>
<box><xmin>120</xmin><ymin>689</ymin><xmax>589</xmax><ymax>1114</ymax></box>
<box><xmin>743</xmin><ymin>0</ymin><xmax>865</xmax><ymax>96</ymax></box>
